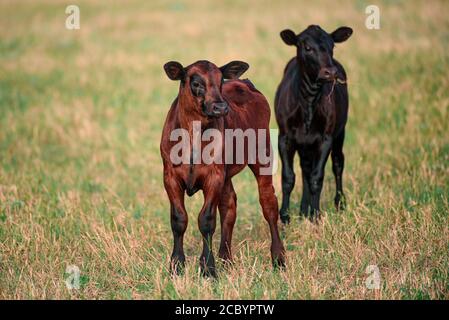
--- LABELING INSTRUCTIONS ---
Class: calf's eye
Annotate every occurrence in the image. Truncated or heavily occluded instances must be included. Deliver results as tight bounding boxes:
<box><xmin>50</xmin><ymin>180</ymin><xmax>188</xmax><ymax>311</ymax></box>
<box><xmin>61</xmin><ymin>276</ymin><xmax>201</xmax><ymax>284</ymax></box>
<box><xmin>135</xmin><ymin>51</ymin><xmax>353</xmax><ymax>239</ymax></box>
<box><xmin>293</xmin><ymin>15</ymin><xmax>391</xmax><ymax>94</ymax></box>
<box><xmin>304</xmin><ymin>44</ymin><xmax>312</xmax><ymax>52</ymax></box>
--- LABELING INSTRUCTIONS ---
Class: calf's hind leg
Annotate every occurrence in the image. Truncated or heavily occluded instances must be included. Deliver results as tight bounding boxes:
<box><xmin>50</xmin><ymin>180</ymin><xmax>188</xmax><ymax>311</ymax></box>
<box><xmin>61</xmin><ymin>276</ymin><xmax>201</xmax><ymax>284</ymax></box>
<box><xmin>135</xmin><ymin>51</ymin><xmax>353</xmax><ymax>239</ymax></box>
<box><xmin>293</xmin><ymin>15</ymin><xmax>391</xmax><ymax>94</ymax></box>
<box><xmin>250</xmin><ymin>164</ymin><xmax>286</xmax><ymax>268</ymax></box>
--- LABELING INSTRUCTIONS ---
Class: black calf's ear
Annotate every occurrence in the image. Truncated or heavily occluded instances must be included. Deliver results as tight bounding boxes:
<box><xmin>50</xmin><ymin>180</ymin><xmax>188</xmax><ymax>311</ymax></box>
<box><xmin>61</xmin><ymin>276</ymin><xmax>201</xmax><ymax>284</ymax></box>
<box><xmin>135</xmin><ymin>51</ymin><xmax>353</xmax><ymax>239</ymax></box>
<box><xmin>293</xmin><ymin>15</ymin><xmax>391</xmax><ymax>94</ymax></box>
<box><xmin>331</xmin><ymin>27</ymin><xmax>353</xmax><ymax>43</ymax></box>
<box><xmin>280</xmin><ymin>29</ymin><xmax>297</xmax><ymax>46</ymax></box>
<box><xmin>164</xmin><ymin>61</ymin><xmax>184</xmax><ymax>81</ymax></box>
<box><xmin>220</xmin><ymin>61</ymin><xmax>249</xmax><ymax>80</ymax></box>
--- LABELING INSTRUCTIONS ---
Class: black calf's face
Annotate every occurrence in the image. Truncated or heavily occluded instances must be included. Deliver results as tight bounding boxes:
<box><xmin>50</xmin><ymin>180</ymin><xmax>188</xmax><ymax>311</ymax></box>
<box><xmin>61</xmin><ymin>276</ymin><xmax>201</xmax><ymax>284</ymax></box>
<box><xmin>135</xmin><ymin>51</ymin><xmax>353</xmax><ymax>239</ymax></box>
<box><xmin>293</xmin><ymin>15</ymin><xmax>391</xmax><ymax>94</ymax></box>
<box><xmin>280</xmin><ymin>25</ymin><xmax>352</xmax><ymax>82</ymax></box>
<box><xmin>164</xmin><ymin>60</ymin><xmax>249</xmax><ymax>118</ymax></box>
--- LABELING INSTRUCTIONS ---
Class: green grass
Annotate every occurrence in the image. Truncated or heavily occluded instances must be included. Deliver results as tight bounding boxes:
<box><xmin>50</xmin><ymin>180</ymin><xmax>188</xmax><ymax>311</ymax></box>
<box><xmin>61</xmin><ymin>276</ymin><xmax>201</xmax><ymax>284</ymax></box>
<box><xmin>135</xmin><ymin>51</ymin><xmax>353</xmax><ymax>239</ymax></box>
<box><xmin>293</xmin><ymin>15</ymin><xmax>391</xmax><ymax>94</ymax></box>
<box><xmin>0</xmin><ymin>0</ymin><xmax>448</xmax><ymax>299</ymax></box>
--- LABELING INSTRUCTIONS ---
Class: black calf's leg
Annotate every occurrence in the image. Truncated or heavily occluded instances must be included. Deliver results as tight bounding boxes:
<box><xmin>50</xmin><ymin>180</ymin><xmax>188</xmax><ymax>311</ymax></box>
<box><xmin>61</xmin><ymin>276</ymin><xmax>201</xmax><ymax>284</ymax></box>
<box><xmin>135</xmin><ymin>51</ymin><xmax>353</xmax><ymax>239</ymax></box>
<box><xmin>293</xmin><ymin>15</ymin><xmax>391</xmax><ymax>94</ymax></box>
<box><xmin>331</xmin><ymin>130</ymin><xmax>346</xmax><ymax>210</ymax></box>
<box><xmin>278</xmin><ymin>134</ymin><xmax>296</xmax><ymax>224</ymax></box>
<box><xmin>299</xmin><ymin>154</ymin><xmax>312</xmax><ymax>216</ymax></box>
<box><xmin>309</xmin><ymin>135</ymin><xmax>333</xmax><ymax>219</ymax></box>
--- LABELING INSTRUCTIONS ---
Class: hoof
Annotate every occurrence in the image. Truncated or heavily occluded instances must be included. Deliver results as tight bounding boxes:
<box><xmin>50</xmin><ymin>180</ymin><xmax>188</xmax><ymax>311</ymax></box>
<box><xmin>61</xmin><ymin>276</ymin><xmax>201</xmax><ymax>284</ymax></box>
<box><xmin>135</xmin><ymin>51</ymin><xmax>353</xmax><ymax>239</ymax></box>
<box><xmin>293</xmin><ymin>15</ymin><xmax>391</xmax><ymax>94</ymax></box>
<box><xmin>309</xmin><ymin>212</ymin><xmax>322</xmax><ymax>224</ymax></box>
<box><xmin>200</xmin><ymin>255</ymin><xmax>217</xmax><ymax>278</ymax></box>
<box><xmin>280</xmin><ymin>213</ymin><xmax>290</xmax><ymax>224</ymax></box>
<box><xmin>218</xmin><ymin>252</ymin><xmax>234</xmax><ymax>266</ymax></box>
<box><xmin>271</xmin><ymin>245</ymin><xmax>286</xmax><ymax>270</ymax></box>
<box><xmin>272</xmin><ymin>254</ymin><xmax>286</xmax><ymax>270</ymax></box>
<box><xmin>334</xmin><ymin>195</ymin><xmax>346</xmax><ymax>211</ymax></box>
<box><xmin>170</xmin><ymin>255</ymin><xmax>186</xmax><ymax>276</ymax></box>
<box><xmin>200</xmin><ymin>266</ymin><xmax>217</xmax><ymax>278</ymax></box>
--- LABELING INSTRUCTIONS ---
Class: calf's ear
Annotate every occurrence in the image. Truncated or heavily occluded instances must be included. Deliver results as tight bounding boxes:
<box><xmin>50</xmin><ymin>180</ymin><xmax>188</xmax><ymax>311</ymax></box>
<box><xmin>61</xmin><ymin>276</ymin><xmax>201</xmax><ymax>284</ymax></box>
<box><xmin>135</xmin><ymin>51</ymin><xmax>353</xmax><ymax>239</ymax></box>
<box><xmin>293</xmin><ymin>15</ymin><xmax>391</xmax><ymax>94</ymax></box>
<box><xmin>280</xmin><ymin>29</ymin><xmax>297</xmax><ymax>46</ymax></box>
<box><xmin>331</xmin><ymin>27</ymin><xmax>353</xmax><ymax>43</ymax></box>
<box><xmin>164</xmin><ymin>61</ymin><xmax>185</xmax><ymax>81</ymax></box>
<box><xmin>220</xmin><ymin>61</ymin><xmax>249</xmax><ymax>80</ymax></box>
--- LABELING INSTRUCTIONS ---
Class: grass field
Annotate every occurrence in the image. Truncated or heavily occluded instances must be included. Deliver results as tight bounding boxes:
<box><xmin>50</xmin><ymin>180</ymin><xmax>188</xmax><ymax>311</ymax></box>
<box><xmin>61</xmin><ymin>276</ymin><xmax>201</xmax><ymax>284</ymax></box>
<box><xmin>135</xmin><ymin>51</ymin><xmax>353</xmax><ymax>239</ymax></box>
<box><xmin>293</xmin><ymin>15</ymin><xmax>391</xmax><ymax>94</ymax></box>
<box><xmin>0</xmin><ymin>0</ymin><xmax>448</xmax><ymax>299</ymax></box>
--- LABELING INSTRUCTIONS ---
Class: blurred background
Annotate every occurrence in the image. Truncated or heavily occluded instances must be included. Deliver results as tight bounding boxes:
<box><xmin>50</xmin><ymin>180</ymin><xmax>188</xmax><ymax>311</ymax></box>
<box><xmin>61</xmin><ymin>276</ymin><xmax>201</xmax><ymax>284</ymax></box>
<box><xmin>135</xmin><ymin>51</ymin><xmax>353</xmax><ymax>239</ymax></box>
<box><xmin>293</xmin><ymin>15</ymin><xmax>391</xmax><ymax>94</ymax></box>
<box><xmin>0</xmin><ymin>0</ymin><xmax>448</xmax><ymax>299</ymax></box>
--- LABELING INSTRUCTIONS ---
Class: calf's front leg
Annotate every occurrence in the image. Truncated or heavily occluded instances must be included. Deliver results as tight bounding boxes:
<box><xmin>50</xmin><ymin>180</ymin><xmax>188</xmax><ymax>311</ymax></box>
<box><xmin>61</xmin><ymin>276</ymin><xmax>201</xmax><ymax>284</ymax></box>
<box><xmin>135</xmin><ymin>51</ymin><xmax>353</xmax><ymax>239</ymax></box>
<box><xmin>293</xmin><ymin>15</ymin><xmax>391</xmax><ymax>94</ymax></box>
<box><xmin>299</xmin><ymin>153</ymin><xmax>312</xmax><ymax>216</ymax></box>
<box><xmin>218</xmin><ymin>180</ymin><xmax>237</xmax><ymax>262</ymax></box>
<box><xmin>331</xmin><ymin>130</ymin><xmax>346</xmax><ymax>210</ymax></box>
<box><xmin>198</xmin><ymin>182</ymin><xmax>223</xmax><ymax>277</ymax></box>
<box><xmin>309</xmin><ymin>135</ymin><xmax>333</xmax><ymax>220</ymax></box>
<box><xmin>164</xmin><ymin>174</ymin><xmax>188</xmax><ymax>275</ymax></box>
<box><xmin>278</xmin><ymin>134</ymin><xmax>296</xmax><ymax>224</ymax></box>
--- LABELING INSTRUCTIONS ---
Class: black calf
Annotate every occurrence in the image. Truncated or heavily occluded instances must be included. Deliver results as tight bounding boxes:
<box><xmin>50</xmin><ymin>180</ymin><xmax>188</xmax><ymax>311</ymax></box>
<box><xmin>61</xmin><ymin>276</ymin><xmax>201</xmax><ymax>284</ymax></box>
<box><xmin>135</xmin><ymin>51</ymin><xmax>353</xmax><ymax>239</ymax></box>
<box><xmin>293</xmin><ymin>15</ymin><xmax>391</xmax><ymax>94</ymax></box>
<box><xmin>274</xmin><ymin>25</ymin><xmax>353</xmax><ymax>222</ymax></box>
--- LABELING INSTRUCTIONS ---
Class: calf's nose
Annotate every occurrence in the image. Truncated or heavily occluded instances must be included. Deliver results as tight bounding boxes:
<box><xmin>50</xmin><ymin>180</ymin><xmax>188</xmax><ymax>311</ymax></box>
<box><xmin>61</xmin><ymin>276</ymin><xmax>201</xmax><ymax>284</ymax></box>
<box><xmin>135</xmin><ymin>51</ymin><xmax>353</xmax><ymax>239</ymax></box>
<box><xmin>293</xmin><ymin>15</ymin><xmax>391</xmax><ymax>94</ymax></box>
<box><xmin>212</xmin><ymin>102</ymin><xmax>229</xmax><ymax>116</ymax></box>
<box><xmin>319</xmin><ymin>66</ymin><xmax>338</xmax><ymax>81</ymax></box>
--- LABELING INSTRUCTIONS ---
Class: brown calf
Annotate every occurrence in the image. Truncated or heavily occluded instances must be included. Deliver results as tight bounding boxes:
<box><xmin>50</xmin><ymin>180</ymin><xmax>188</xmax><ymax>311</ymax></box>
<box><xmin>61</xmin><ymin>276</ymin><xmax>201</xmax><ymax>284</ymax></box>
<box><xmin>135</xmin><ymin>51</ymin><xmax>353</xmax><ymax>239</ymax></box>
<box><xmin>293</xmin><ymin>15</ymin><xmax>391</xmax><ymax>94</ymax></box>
<box><xmin>161</xmin><ymin>60</ymin><xmax>285</xmax><ymax>276</ymax></box>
